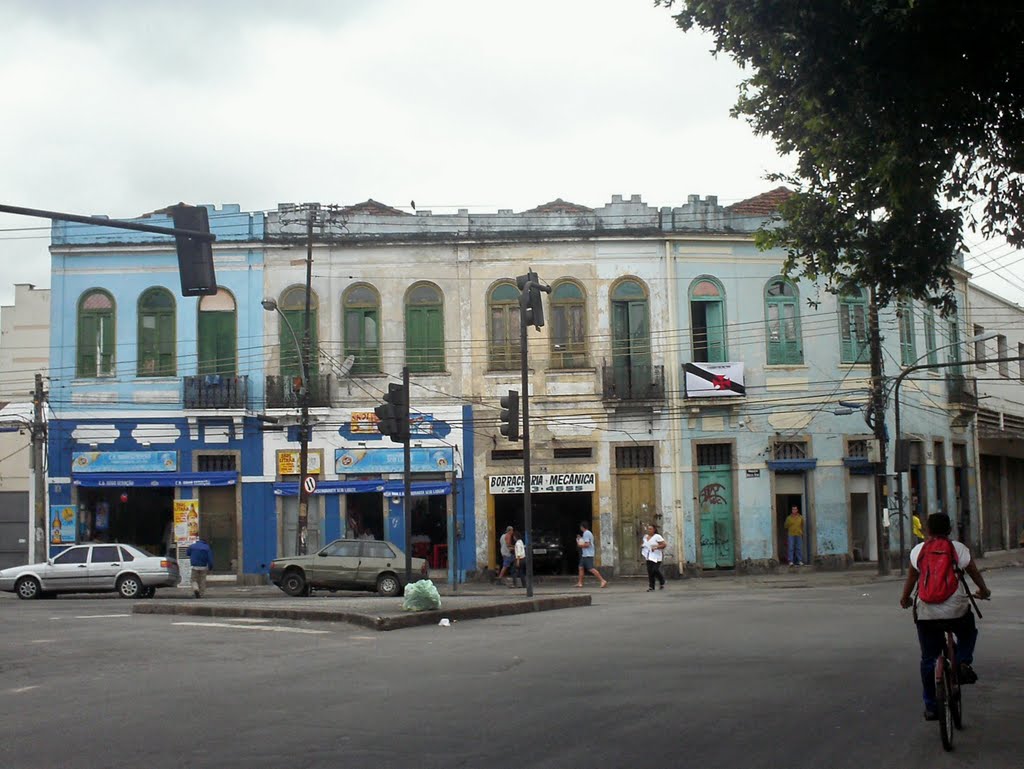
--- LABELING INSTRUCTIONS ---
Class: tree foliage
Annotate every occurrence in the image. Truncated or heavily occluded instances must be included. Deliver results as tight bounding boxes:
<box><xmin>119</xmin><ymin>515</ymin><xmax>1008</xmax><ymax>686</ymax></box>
<box><xmin>660</xmin><ymin>1</ymin><xmax>1024</xmax><ymax>313</ymax></box>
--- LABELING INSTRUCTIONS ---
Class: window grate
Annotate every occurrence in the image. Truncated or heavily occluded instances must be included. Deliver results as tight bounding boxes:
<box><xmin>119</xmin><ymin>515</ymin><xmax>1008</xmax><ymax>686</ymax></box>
<box><xmin>773</xmin><ymin>441</ymin><xmax>807</xmax><ymax>460</ymax></box>
<box><xmin>197</xmin><ymin>454</ymin><xmax>237</xmax><ymax>473</ymax></box>
<box><xmin>696</xmin><ymin>443</ymin><xmax>731</xmax><ymax>466</ymax></box>
<box><xmin>491</xmin><ymin>449</ymin><xmax>524</xmax><ymax>461</ymax></box>
<box><xmin>847</xmin><ymin>439</ymin><xmax>868</xmax><ymax>458</ymax></box>
<box><xmin>615</xmin><ymin>446</ymin><xmax>655</xmax><ymax>469</ymax></box>
<box><xmin>553</xmin><ymin>447</ymin><xmax>593</xmax><ymax>460</ymax></box>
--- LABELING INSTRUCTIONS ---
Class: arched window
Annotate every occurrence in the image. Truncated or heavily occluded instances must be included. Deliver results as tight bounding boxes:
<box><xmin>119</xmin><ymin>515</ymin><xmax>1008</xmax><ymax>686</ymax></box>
<box><xmin>764</xmin><ymin>278</ymin><xmax>803</xmax><ymax>365</ymax></box>
<box><xmin>405</xmin><ymin>283</ymin><xmax>444</xmax><ymax>373</ymax></box>
<box><xmin>550</xmin><ymin>280</ymin><xmax>587</xmax><ymax>368</ymax></box>
<box><xmin>689</xmin><ymin>277</ymin><xmax>727</xmax><ymax>363</ymax></box>
<box><xmin>77</xmin><ymin>289</ymin><xmax>115</xmax><ymax>378</ymax></box>
<box><xmin>610</xmin><ymin>278</ymin><xmax>651</xmax><ymax>396</ymax></box>
<box><xmin>343</xmin><ymin>283</ymin><xmax>380</xmax><ymax>374</ymax></box>
<box><xmin>488</xmin><ymin>282</ymin><xmax>521</xmax><ymax>370</ymax></box>
<box><xmin>838</xmin><ymin>287</ymin><xmax>869</xmax><ymax>363</ymax></box>
<box><xmin>279</xmin><ymin>286</ymin><xmax>319</xmax><ymax>376</ymax></box>
<box><xmin>137</xmin><ymin>288</ymin><xmax>176</xmax><ymax>377</ymax></box>
<box><xmin>198</xmin><ymin>289</ymin><xmax>237</xmax><ymax>375</ymax></box>
<box><xmin>897</xmin><ymin>299</ymin><xmax>917</xmax><ymax>365</ymax></box>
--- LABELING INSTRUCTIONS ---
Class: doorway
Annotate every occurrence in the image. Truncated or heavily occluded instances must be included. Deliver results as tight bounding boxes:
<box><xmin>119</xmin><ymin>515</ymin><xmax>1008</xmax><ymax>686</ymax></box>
<box><xmin>346</xmin><ymin>492</ymin><xmax>384</xmax><ymax>540</ymax></box>
<box><xmin>281</xmin><ymin>495</ymin><xmax>322</xmax><ymax>556</ymax></box>
<box><xmin>199</xmin><ymin>486</ymin><xmax>236</xmax><ymax>574</ymax></box>
<box><xmin>494</xmin><ymin>491</ymin><xmax>592</xmax><ymax>575</ymax></box>
<box><xmin>697</xmin><ymin>444</ymin><xmax>734</xmax><ymax>569</ymax></box>
<box><xmin>774</xmin><ymin>490</ymin><xmax>804</xmax><ymax>565</ymax></box>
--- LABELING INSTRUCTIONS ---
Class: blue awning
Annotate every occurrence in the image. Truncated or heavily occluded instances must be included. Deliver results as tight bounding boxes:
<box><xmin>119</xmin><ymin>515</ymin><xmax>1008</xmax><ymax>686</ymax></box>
<box><xmin>274</xmin><ymin>479</ymin><xmax>387</xmax><ymax>496</ymax></box>
<box><xmin>72</xmin><ymin>472</ymin><xmax>237</xmax><ymax>488</ymax></box>
<box><xmin>383</xmin><ymin>480</ymin><xmax>451</xmax><ymax>498</ymax></box>
<box><xmin>766</xmin><ymin>459</ymin><xmax>818</xmax><ymax>473</ymax></box>
<box><xmin>843</xmin><ymin>457</ymin><xmax>875</xmax><ymax>475</ymax></box>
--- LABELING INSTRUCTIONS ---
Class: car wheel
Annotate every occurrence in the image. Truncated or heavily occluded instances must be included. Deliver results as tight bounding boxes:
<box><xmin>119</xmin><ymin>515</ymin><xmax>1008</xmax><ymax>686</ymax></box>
<box><xmin>15</xmin><ymin>576</ymin><xmax>41</xmax><ymax>600</ymax></box>
<box><xmin>281</xmin><ymin>569</ymin><xmax>307</xmax><ymax>597</ymax></box>
<box><xmin>117</xmin><ymin>574</ymin><xmax>143</xmax><ymax>599</ymax></box>
<box><xmin>377</xmin><ymin>573</ymin><xmax>401</xmax><ymax>597</ymax></box>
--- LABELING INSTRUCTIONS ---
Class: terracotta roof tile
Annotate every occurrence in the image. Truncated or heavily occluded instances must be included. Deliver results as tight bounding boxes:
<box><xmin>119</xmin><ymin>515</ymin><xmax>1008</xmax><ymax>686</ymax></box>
<box><xmin>341</xmin><ymin>199</ymin><xmax>410</xmax><ymax>216</ymax></box>
<box><xmin>524</xmin><ymin>198</ymin><xmax>594</xmax><ymax>215</ymax></box>
<box><xmin>726</xmin><ymin>186</ymin><xmax>793</xmax><ymax>216</ymax></box>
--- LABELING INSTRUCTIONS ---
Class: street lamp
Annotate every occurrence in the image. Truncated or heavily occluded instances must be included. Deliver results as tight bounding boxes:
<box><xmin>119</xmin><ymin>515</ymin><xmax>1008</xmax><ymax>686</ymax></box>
<box><xmin>892</xmin><ymin>330</ymin><xmax>998</xmax><ymax>574</ymax></box>
<box><xmin>262</xmin><ymin>296</ymin><xmax>313</xmax><ymax>556</ymax></box>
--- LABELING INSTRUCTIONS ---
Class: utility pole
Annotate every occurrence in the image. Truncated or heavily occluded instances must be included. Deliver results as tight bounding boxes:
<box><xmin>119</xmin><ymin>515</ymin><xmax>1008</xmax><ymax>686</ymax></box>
<box><xmin>30</xmin><ymin>373</ymin><xmax>47</xmax><ymax>563</ymax></box>
<box><xmin>296</xmin><ymin>209</ymin><xmax>314</xmax><ymax>556</ymax></box>
<box><xmin>402</xmin><ymin>366</ymin><xmax>412</xmax><ymax>586</ymax></box>
<box><xmin>868</xmin><ymin>288</ymin><xmax>890</xmax><ymax>576</ymax></box>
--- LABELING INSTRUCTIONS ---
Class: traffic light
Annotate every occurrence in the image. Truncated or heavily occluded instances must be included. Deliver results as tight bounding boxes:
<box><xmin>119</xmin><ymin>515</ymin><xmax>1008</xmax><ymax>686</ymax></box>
<box><xmin>499</xmin><ymin>390</ymin><xmax>520</xmax><ymax>442</ymax></box>
<box><xmin>168</xmin><ymin>204</ymin><xmax>217</xmax><ymax>297</ymax></box>
<box><xmin>375</xmin><ymin>382</ymin><xmax>409</xmax><ymax>443</ymax></box>
<box><xmin>517</xmin><ymin>270</ymin><xmax>547</xmax><ymax>330</ymax></box>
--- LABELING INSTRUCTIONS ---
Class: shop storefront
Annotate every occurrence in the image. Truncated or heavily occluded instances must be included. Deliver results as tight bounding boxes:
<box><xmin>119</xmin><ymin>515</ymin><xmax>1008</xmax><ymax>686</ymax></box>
<box><xmin>487</xmin><ymin>472</ymin><xmax>597</xmax><ymax>575</ymax></box>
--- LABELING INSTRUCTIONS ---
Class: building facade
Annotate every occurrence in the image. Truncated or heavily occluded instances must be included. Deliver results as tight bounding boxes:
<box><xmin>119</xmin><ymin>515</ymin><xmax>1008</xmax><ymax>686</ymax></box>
<box><xmin>42</xmin><ymin>193</ymin><xmax>1005</xmax><ymax>581</ymax></box>
<box><xmin>0</xmin><ymin>283</ymin><xmax>50</xmax><ymax>566</ymax></box>
<box><xmin>967</xmin><ymin>284</ymin><xmax>1024</xmax><ymax>552</ymax></box>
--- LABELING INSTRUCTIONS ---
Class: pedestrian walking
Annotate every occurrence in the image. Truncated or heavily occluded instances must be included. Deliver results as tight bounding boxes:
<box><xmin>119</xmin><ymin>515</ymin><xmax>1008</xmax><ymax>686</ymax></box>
<box><xmin>575</xmin><ymin>521</ymin><xmax>607</xmax><ymax>588</ymax></box>
<box><xmin>496</xmin><ymin>526</ymin><xmax>515</xmax><ymax>584</ymax></box>
<box><xmin>511</xmin><ymin>529</ymin><xmax>527</xmax><ymax>588</ymax></box>
<box><xmin>186</xmin><ymin>536</ymin><xmax>214</xmax><ymax>598</ymax></box>
<box><xmin>642</xmin><ymin>524</ymin><xmax>667</xmax><ymax>591</ymax></box>
<box><xmin>784</xmin><ymin>505</ymin><xmax>805</xmax><ymax>566</ymax></box>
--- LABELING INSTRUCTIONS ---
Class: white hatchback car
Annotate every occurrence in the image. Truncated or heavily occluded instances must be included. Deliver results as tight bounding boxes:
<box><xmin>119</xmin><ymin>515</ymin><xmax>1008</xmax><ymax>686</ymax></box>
<box><xmin>0</xmin><ymin>543</ymin><xmax>180</xmax><ymax>599</ymax></box>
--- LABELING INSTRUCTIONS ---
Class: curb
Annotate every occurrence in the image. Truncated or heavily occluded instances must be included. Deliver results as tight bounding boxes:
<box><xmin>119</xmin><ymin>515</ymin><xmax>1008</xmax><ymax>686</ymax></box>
<box><xmin>132</xmin><ymin>594</ymin><xmax>592</xmax><ymax>631</ymax></box>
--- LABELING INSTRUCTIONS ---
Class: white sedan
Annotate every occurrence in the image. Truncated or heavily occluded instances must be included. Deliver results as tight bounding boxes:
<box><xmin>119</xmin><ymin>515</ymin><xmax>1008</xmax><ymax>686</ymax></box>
<box><xmin>0</xmin><ymin>543</ymin><xmax>180</xmax><ymax>599</ymax></box>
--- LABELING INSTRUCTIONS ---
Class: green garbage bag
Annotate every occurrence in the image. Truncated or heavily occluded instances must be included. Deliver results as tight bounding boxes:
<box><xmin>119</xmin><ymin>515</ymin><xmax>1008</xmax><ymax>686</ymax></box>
<box><xmin>402</xmin><ymin>579</ymin><xmax>442</xmax><ymax>611</ymax></box>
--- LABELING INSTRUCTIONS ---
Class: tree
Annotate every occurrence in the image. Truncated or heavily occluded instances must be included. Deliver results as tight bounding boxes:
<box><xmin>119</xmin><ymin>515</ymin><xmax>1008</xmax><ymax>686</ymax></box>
<box><xmin>660</xmin><ymin>1</ymin><xmax>1024</xmax><ymax>313</ymax></box>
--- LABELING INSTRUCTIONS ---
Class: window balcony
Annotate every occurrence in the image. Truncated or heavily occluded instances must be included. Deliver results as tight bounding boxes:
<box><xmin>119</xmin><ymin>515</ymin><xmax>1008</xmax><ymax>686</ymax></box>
<box><xmin>266</xmin><ymin>374</ymin><xmax>332</xmax><ymax>409</ymax></box>
<box><xmin>946</xmin><ymin>374</ymin><xmax>978</xmax><ymax>410</ymax></box>
<box><xmin>183</xmin><ymin>375</ymin><xmax>249</xmax><ymax>410</ymax></box>
<box><xmin>601</xmin><ymin>364</ymin><xmax>665</xmax><ymax>402</ymax></box>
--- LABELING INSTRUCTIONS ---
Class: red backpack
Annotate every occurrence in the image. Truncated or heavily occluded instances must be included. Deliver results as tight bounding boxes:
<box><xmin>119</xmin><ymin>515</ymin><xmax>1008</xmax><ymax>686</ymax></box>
<box><xmin>917</xmin><ymin>537</ymin><xmax>960</xmax><ymax>604</ymax></box>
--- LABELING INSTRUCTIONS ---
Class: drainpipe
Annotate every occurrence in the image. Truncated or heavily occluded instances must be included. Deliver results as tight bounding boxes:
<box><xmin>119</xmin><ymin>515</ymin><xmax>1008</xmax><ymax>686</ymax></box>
<box><xmin>665</xmin><ymin>239</ymin><xmax>685</xmax><ymax>570</ymax></box>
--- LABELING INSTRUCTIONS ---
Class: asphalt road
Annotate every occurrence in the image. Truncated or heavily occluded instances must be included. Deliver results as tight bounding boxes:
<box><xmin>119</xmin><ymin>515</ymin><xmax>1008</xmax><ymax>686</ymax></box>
<box><xmin>2</xmin><ymin>570</ymin><xmax>1021</xmax><ymax>769</ymax></box>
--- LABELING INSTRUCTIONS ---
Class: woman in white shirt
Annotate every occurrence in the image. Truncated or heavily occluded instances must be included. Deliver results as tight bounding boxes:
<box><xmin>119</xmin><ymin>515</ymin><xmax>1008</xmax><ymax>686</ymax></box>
<box><xmin>641</xmin><ymin>524</ymin><xmax>667</xmax><ymax>592</ymax></box>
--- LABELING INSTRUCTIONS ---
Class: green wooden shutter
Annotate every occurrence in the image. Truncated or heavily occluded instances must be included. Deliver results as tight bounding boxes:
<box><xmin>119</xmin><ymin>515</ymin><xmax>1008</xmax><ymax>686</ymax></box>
<box><xmin>78</xmin><ymin>313</ymin><xmax>98</xmax><ymax>377</ymax></box>
<box><xmin>281</xmin><ymin>309</ymin><xmax>317</xmax><ymax>377</ymax></box>
<box><xmin>424</xmin><ymin>306</ymin><xmax>443</xmax><ymax>371</ymax></box>
<box><xmin>199</xmin><ymin>311</ymin><xmax>235</xmax><ymax>375</ymax></box>
<box><xmin>704</xmin><ymin>300</ymin><xmax>726</xmax><ymax>362</ymax></box>
<box><xmin>406</xmin><ymin>306</ymin><xmax>425</xmax><ymax>371</ymax></box>
<box><xmin>157</xmin><ymin>311</ymin><xmax>175</xmax><ymax>375</ymax></box>
<box><xmin>99</xmin><ymin>313</ymin><xmax>114</xmax><ymax>375</ymax></box>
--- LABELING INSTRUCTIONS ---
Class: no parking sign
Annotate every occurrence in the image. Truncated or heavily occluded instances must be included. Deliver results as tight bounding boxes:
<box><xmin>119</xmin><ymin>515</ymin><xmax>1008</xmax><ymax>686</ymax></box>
<box><xmin>303</xmin><ymin>475</ymin><xmax>317</xmax><ymax>495</ymax></box>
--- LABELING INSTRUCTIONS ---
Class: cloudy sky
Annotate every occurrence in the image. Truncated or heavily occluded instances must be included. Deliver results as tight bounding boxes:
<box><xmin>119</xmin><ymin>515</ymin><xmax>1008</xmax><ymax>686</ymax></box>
<box><xmin>1</xmin><ymin>0</ymin><xmax>1020</xmax><ymax>307</ymax></box>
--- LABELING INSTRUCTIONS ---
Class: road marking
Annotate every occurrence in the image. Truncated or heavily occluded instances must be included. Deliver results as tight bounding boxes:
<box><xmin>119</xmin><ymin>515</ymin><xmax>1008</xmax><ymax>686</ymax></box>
<box><xmin>8</xmin><ymin>686</ymin><xmax>39</xmax><ymax>694</ymax></box>
<box><xmin>73</xmin><ymin>614</ymin><xmax>132</xmax><ymax>619</ymax></box>
<box><xmin>172</xmin><ymin>621</ymin><xmax>329</xmax><ymax>635</ymax></box>
<box><xmin>29</xmin><ymin>639</ymin><xmax>57</xmax><ymax>643</ymax></box>
<box><xmin>210</xmin><ymin>617</ymin><xmax>271</xmax><ymax>623</ymax></box>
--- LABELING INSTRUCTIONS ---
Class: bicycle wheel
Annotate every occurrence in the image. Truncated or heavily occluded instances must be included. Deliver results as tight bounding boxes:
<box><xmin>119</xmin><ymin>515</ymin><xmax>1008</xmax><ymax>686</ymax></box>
<box><xmin>951</xmin><ymin>664</ymin><xmax>963</xmax><ymax>730</ymax></box>
<box><xmin>938</xmin><ymin>658</ymin><xmax>955</xmax><ymax>751</ymax></box>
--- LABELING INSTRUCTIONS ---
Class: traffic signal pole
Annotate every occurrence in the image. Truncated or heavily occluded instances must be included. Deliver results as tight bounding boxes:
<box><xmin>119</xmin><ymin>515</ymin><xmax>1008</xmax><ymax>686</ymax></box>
<box><xmin>519</xmin><ymin>307</ymin><xmax>534</xmax><ymax>597</ymax></box>
<box><xmin>403</xmin><ymin>365</ymin><xmax>412</xmax><ymax>586</ymax></box>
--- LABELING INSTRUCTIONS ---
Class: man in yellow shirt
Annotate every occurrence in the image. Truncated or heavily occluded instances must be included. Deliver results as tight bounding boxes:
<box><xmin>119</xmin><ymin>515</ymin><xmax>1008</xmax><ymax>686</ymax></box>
<box><xmin>784</xmin><ymin>505</ymin><xmax>805</xmax><ymax>566</ymax></box>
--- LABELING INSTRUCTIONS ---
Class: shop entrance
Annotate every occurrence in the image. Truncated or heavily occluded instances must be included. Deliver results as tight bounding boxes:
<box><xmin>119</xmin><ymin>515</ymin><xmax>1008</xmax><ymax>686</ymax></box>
<box><xmin>774</xmin><ymin>472</ymin><xmax>805</xmax><ymax>565</ymax></box>
<box><xmin>346</xmin><ymin>492</ymin><xmax>384</xmax><ymax>540</ymax></box>
<box><xmin>198</xmin><ymin>486</ymin><xmax>236</xmax><ymax>574</ymax></box>
<box><xmin>409</xmin><ymin>494</ymin><xmax>448</xmax><ymax>569</ymax></box>
<box><xmin>849</xmin><ymin>474</ymin><xmax>875</xmax><ymax>561</ymax></box>
<box><xmin>281</xmin><ymin>496</ymin><xmax>322</xmax><ymax>557</ymax></box>
<box><xmin>77</xmin><ymin>487</ymin><xmax>174</xmax><ymax>556</ymax></box>
<box><xmin>494</xmin><ymin>491</ymin><xmax>591</xmax><ymax>575</ymax></box>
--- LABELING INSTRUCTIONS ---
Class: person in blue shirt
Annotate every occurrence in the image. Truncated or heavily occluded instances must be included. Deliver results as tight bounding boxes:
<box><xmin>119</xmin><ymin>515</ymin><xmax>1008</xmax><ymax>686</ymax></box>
<box><xmin>575</xmin><ymin>521</ymin><xmax>608</xmax><ymax>588</ymax></box>
<box><xmin>185</xmin><ymin>537</ymin><xmax>214</xmax><ymax>598</ymax></box>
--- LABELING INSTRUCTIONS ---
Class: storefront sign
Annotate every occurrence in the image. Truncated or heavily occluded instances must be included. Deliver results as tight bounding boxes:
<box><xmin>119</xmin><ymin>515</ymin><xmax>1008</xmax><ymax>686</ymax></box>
<box><xmin>277</xmin><ymin>451</ymin><xmax>322</xmax><ymax>476</ymax></box>
<box><xmin>350</xmin><ymin>411</ymin><xmax>379</xmax><ymax>434</ymax></box>
<box><xmin>683</xmin><ymin>362</ymin><xmax>746</xmax><ymax>398</ymax></box>
<box><xmin>488</xmin><ymin>472</ymin><xmax>596</xmax><ymax>495</ymax></box>
<box><xmin>72</xmin><ymin>450</ymin><xmax>178</xmax><ymax>473</ymax></box>
<box><xmin>335</xmin><ymin>447</ymin><xmax>453</xmax><ymax>474</ymax></box>
<box><xmin>173</xmin><ymin>500</ymin><xmax>200</xmax><ymax>545</ymax></box>
<box><xmin>49</xmin><ymin>505</ymin><xmax>76</xmax><ymax>545</ymax></box>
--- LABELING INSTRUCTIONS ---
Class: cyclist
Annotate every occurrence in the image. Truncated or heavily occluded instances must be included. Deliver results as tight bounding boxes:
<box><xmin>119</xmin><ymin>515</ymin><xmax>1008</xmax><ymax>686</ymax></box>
<box><xmin>899</xmin><ymin>513</ymin><xmax>991</xmax><ymax>721</ymax></box>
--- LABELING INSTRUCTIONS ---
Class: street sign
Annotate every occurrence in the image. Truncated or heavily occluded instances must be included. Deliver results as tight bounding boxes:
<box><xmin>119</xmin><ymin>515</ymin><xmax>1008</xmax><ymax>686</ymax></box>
<box><xmin>303</xmin><ymin>475</ymin><xmax>317</xmax><ymax>495</ymax></box>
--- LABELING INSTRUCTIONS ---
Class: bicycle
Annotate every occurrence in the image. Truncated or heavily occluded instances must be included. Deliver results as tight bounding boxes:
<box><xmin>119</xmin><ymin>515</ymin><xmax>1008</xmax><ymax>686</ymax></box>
<box><xmin>931</xmin><ymin>574</ymin><xmax>985</xmax><ymax>752</ymax></box>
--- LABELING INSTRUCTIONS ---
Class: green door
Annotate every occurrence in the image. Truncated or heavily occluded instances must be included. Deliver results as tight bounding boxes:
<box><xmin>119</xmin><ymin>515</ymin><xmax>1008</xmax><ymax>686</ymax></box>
<box><xmin>698</xmin><ymin>464</ymin><xmax>735</xmax><ymax>568</ymax></box>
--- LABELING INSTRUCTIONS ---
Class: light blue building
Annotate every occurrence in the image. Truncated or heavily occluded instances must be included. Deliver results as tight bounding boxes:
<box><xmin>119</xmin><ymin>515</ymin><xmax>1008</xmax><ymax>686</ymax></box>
<box><xmin>46</xmin><ymin>205</ymin><xmax>275</xmax><ymax>579</ymax></box>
